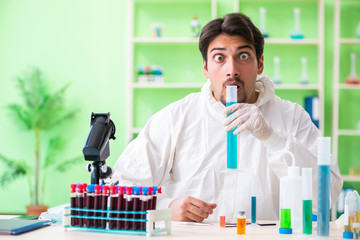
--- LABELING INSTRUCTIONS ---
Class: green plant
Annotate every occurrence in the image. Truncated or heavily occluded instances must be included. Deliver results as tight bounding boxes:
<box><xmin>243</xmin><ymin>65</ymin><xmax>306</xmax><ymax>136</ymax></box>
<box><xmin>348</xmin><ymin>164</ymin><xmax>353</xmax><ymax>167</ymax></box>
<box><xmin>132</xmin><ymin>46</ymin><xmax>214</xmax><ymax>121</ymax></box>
<box><xmin>0</xmin><ymin>67</ymin><xmax>80</xmax><ymax>206</ymax></box>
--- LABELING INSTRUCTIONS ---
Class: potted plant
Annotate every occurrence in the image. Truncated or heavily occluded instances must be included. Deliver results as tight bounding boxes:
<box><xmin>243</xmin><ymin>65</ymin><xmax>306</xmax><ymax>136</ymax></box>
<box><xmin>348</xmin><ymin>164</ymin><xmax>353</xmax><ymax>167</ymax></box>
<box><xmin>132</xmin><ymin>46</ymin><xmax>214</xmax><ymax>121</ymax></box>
<box><xmin>0</xmin><ymin>67</ymin><xmax>80</xmax><ymax>216</ymax></box>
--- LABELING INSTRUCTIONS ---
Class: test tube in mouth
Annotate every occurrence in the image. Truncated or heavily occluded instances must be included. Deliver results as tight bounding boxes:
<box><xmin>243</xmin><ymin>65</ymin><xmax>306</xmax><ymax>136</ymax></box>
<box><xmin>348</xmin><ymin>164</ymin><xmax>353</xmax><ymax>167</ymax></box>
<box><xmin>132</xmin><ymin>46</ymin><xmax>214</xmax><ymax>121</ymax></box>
<box><xmin>226</xmin><ymin>85</ymin><xmax>237</xmax><ymax>170</ymax></box>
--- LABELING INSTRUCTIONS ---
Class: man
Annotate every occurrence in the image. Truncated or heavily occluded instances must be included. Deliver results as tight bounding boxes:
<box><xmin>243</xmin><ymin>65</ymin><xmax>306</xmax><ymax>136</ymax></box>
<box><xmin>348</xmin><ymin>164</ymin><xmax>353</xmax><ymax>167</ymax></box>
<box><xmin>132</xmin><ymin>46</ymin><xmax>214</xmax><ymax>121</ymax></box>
<box><xmin>113</xmin><ymin>13</ymin><xmax>342</xmax><ymax>222</ymax></box>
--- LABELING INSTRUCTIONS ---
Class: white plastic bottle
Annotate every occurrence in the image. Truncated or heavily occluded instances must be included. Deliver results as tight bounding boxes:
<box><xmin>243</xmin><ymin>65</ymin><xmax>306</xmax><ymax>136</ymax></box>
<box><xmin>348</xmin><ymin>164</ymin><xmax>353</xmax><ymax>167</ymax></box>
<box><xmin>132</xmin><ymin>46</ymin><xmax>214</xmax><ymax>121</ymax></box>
<box><xmin>279</xmin><ymin>152</ymin><xmax>303</xmax><ymax>234</ymax></box>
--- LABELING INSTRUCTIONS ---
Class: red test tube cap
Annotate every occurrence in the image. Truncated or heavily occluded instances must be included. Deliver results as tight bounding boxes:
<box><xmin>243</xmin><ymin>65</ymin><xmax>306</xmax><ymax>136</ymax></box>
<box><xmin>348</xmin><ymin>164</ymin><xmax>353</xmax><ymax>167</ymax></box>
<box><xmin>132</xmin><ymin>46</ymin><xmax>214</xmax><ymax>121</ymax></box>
<box><xmin>148</xmin><ymin>187</ymin><xmax>153</xmax><ymax>195</ymax></box>
<box><xmin>118</xmin><ymin>186</ymin><xmax>125</xmax><ymax>195</ymax></box>
<box><xmin>95</xmin><ymin>185</ymin><xmax>101</xmax><ymax>194</ymax></box>
<box><xmin>126</xmin><ymin>186</ymin><xmax>133</xmax><ymax>195</ymax></box>
<box><xmin>70</xmin><ymin>184</ymin><xmax>76</xmax><ymax>193</ymax></box>
<box><xmin>110</xmin><ymin>185</ymin><xmax>117</xmax><ymax>195</ymax></box>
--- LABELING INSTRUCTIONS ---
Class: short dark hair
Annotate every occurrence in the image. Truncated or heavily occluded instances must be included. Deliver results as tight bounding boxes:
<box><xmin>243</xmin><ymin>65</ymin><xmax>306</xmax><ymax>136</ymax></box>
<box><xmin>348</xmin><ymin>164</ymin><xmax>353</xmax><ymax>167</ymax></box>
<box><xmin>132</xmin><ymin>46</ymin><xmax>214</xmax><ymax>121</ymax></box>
<box><xmin>199</xmin><ymin>13</ymin><xmax>264</xmax><ymax>66</ymax></box>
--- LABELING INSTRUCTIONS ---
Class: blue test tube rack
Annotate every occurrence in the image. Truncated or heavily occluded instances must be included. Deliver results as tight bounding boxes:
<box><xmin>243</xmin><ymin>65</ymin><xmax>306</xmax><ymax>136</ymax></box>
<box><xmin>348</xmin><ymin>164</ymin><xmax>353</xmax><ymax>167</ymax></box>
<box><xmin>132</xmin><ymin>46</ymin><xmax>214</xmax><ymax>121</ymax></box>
<box><xmin>63</xmin><ymin>207</ymin><xmax>171</xmax><ymax>237</ymax></box>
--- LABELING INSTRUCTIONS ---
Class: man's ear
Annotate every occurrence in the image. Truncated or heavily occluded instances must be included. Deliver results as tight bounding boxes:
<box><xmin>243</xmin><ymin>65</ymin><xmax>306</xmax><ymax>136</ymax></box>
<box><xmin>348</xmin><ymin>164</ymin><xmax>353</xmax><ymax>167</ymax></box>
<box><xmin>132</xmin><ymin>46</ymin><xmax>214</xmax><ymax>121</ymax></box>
<box><xmin>203</xmin><ymin>59</ymin><xmax>209</xmax><ymax>78</ymax></box>
<box><xmin>257</xmin><ymin>55</ymin><xmax>264</xmax><ymax>75</ymax></box>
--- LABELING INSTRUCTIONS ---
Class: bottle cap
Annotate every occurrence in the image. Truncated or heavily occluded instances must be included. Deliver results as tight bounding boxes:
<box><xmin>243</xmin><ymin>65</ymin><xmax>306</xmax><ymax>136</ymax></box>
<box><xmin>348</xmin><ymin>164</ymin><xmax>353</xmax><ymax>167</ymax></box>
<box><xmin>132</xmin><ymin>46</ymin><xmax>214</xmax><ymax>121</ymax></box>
<box><xmin>343</xmin><ymin>232</ymin><xmax>354</xmax><ymax>239</ymax></box>
<box><xmin>238</xmin><ymin>211</ymin><xmax>245</xmax><ymax>215</ymax></box>
<box><xmin>102</xmin><ymin>185</ymin><xmax>109</xmax><ymax>194</ymax></box>
<box><xmin>226</xmin><ymin>85</ymin><xmax>237</xmax><ymax>103</ymax></box>
<box><xmin>158</xmin><ymin>187</ymin><xmax>162</xmax><ymax>194</ymax></box>
<box><xmin>279</xmin><ymin>228</ymin><xmax>292</xmax><ymax>234</ymax></box>
<box><xmin>148</xmin><ymin>187</ymin><xmax>153</xmax><ymax>195</ymax></box>
<box><xmin>153</xmin><ymin>186</ymin><xmax>158</xmax><ymax>194</ymax></box>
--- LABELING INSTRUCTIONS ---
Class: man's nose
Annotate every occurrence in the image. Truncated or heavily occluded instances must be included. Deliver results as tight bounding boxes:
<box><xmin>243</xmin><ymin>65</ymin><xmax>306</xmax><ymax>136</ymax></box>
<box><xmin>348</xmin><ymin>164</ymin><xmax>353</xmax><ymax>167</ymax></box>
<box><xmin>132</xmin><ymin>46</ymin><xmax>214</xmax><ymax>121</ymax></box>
<box><xmin>226</xmin><ymin>59</ymin><xmax>239</xmax><ymax>77</ymax></box>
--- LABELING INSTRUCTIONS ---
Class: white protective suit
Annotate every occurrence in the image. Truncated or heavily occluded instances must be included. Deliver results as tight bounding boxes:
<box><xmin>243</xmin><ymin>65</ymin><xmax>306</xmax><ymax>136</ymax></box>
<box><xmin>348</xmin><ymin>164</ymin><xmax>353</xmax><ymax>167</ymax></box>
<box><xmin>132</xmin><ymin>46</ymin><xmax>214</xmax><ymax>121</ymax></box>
<box><xmin>113</xmin><ymin>74</ymin><xmax>342</xmax><ymax>220</ymax></box>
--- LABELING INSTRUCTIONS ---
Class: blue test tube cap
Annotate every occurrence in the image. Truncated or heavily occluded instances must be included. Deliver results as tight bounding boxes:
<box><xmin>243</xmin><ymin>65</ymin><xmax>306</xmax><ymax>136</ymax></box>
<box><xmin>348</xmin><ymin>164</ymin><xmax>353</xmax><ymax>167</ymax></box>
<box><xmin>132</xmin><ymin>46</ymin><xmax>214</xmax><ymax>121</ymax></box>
<box><xmin>279</xmin><ymin>228</ymin><xmax>292</xmax><ymax>234</ymax></box>
<box><xmin>133</xmin><ymin>186</ymin><xmax>140</xmax><ymax>195</ymax></box>
<box><xmin>343</xmin><ymin>232</ymin><xmax>354</xmax><ymax>239</ymax></box>
<box><xmin>153</xmin><ymin>186</ymin><xmax>158</xmax><ymax>194</ymax></box>
<box><xmin>142</xmin><ymin>187</ymin><xmax>149</xmax><ymax>195</ymax></box>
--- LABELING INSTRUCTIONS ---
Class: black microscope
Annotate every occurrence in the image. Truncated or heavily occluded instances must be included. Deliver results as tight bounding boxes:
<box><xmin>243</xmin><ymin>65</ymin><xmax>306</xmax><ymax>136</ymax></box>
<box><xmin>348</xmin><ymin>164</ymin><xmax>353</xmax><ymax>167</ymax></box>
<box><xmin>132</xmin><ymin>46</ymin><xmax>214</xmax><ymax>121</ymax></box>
<box><xmin>83</xmin><ymin>112</ymin><xmax>116</xmax><ymax>185</ymax></box>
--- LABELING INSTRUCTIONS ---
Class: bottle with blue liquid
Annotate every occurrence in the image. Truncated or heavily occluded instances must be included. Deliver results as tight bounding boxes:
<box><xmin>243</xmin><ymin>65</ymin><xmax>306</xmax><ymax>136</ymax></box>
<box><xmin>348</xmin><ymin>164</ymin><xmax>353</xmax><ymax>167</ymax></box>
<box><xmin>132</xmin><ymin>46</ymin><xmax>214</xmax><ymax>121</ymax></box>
<box><xmin>317</xmin><ymin>137</ymin><xmax>331</xmax><ymax>237</ymax></box>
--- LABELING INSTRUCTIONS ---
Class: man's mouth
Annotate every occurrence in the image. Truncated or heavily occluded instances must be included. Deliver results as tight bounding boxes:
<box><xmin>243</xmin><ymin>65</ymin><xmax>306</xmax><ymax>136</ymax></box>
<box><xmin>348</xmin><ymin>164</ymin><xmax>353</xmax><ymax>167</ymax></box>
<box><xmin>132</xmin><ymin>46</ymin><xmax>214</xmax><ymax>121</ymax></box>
<box><xmin>224</xmin><ymin>77</ymin><xmax>243</xmax><ymax>89</ymax></box>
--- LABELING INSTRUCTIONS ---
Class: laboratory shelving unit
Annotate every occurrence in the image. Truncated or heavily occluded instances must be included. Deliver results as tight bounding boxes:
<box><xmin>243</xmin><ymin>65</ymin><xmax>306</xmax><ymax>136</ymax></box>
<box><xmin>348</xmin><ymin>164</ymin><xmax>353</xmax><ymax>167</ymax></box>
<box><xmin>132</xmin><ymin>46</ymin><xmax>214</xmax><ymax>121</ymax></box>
<box><xmin>126</xmin><ymin>0</ymin><xmax>217</xmax><ymax>143</ymax></box>
<box><xmin>235</xmin><ymin>0</ymin><xmax>325</xmax><ymax>135</ymax></box>
<box><xmin>332</xmin><ymin>0</ymin><xmax>360</xmax><ymax>182</ymax></box>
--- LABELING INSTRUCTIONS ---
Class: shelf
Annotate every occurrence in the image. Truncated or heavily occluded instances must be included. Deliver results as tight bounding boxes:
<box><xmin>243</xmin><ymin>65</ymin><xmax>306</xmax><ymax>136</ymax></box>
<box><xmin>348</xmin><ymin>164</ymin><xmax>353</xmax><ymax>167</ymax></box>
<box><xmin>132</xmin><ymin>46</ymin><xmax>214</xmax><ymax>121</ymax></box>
<box><xmin>132</xmin><ymin>82</ymin><xmax>203</xmax><ymax>89</ymax></box>
<box><xmin>340</xmin><ymin>39</ymin><xmax>360</xmax><ymax>45</ymax></box>
<box><xmin>337</xmin><ymin>129</ymin><xmax>360</xmax><ymax>136</ymax></box>
<box><xmin>338</xmin><ymin>84</ymin><xmax>360</xmax><ymax>90</ymax></box>
<box><xmin>265</xmin><ymin>39</ymin><xmax>320</xmax><ymax>45</ymax></box>
<box><xmin>132</xmin><ymin>37</ymin><xmax>198</xmax><ymax>44</ymax></box>
<box><xmin>342</xmin><ymin>175</ymin><xmax>360</xmax><ymax>182</ymax></box>
<box><xmin>132</xmin><ymin>38</ymin><xmax>320</xmax><ymax>45</ymax></box>
<box><xmin>274</xmin><ymin>84</ymin><xmax>319</xmax><ymax>90</ymax></box>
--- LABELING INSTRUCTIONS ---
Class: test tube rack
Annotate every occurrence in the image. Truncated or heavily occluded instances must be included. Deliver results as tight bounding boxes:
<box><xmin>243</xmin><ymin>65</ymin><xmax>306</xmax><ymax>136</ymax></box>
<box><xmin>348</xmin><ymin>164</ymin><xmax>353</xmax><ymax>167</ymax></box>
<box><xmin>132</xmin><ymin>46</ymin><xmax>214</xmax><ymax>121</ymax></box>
<box><xmin>63</xmin><ymin>207</ymin><xmax>171</xmax><ymax>237</ymax></box>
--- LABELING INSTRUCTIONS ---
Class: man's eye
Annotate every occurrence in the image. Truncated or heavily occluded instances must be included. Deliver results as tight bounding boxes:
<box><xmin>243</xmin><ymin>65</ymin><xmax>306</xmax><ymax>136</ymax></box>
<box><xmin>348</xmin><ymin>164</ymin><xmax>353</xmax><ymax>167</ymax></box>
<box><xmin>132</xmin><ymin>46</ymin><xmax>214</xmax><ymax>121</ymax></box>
<box><xmin>240</xmin><ymin>53</ymin><xmax>249</xmax><ymax>60</ymax></box>
<box><xmin>214</xmin><ymin>55</ymin><xmax>224</xmax><ymax>62</ymax></box>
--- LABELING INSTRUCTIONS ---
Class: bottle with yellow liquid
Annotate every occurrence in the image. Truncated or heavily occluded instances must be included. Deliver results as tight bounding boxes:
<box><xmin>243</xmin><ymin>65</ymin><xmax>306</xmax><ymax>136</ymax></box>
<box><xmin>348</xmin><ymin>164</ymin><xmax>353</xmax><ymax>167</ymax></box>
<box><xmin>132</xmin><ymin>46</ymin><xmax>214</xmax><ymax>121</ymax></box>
<box><xmin>237</xmin><ymin>211</ymin><xmax>246</xmax><ymax>235</ymax></box>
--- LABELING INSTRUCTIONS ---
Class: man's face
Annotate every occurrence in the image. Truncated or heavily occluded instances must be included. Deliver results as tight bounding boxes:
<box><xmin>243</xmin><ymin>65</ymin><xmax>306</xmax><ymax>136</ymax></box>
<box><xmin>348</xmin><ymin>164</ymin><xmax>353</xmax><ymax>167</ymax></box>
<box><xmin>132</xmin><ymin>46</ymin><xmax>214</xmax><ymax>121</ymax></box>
<box><xmin>203</xmin><ymin>34</ymin><xmax>264</xmax><ymax>105</ymax></box>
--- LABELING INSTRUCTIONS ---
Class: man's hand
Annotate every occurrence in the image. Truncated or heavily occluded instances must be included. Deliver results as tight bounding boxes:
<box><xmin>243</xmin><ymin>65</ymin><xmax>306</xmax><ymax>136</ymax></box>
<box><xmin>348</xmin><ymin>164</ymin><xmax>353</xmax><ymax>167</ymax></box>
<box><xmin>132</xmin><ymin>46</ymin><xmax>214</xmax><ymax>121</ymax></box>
<box><xmin>169</xmin><ymin>196</ymin><xmax>217</xmax><ymax>222</ymax></box>
<box><xmin>224</xmin><ymin>103</ymin><xmax>272</xmax><ymax>141</ymax></box>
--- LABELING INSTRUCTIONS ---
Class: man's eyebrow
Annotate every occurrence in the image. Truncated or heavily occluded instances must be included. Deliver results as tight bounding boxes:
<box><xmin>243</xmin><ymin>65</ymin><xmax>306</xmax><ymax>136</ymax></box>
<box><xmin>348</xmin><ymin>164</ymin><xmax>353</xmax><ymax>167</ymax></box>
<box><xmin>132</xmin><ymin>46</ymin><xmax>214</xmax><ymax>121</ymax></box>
<box><xmin>237</xmin><ymin>45</ymin><xmax>253</xmax><ymax>50</ymax></box>
<box><xmin>209</xmin><ymin>45</ymin><xmax>253</xmax><ymax>53</ymax></box>
<box><xmin>209</xmin><ymin>47</ymin><xmax>225</xmax><ymax>53</ymax></box>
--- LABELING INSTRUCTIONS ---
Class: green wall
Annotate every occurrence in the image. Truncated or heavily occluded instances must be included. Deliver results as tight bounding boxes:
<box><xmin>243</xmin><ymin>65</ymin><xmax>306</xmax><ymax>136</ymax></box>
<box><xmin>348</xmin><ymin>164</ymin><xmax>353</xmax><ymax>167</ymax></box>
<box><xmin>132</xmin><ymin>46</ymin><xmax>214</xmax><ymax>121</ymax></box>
<box><xmin>0</xmin><ymin>0</ymin><xmax>127</xmax><ymax>213</ymax></box>
<box><xmin>0</xmin><ymin>0</ymin><xmax>354</xmax><ymax>214</ymax></box>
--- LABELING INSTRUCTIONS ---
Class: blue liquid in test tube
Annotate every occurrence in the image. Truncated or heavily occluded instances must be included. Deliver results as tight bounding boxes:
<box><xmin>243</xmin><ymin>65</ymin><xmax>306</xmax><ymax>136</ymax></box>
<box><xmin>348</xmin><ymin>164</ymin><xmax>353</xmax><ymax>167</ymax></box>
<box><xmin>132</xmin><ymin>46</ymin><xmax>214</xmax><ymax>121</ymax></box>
<box><xmin>317</xmin><ymin>137</ymin><xmax>331</xmax><ymax>237</ymax></box>
<box><xmin>226</xmin><ymin>85</ymin><xmax>237</xmax><ymax>169</ymax></box>
<box><xmin>251</xmin><ymin>196</ymin><xmax>257</xmax><ymax>224</ymax></box>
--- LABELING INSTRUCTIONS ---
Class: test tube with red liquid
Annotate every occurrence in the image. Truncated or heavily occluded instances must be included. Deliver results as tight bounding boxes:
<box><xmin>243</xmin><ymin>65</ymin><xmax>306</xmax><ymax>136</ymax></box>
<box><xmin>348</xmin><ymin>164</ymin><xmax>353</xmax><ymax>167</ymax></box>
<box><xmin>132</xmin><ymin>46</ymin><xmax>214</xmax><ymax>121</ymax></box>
<box><xmin>70</xmin><ymin>184</ymin><xmax>78</xmax><ymax>227</ymax></box>
<box><xmin>151</xmin><ymin>186</ymin><xmax>159</xmax><ymax>210</ymax></box>
<box><xmin>109</xmin><ymin>185</ymin><xmax>118</xmax><ymax>229</ymax></box>
<box><xmin>148</xmin><ymin>187</ymin><xmax>153</xmax><ymax>212</ymax></box>
<box><xmin>100</xmin><ymin>185</ymin><xmax>109</xmax><ymax>229</ymax></box>
<box><xmin>140</xmin><ymin>187</ymin><xmax>149</xmax><ymax>231</ymax></box>
<box><xmin>117</xmin><ymin>186</ymin><xmax>125</xmax><ymax>230</ymax></box>
<box><xmin>85</xmin><ymin>185</ymin><xmax>94</xmax><ymax>228</ymax></box>
<box><xmin>132</xmin><ymin>187</ymin><xmax>141</xmax><ymax>231</ymax></box>
<box><xmin>93</xmin><ymin>185</ymin><xmax>101</xmax><ymax>228</ymax></box>
<box><xmin>82</xmin><ymin>183</ymin><xmax>88</xmax><ymax>208</ymax></box>
<box><xmin>124</xmin><ymin>187</ymin><xmax>133</xmax><ymax>230</ymax></box>
<box><xmin>77</xmin><ymin>184</ymin><xmax>85</xmax><ymax>227</ymax></box>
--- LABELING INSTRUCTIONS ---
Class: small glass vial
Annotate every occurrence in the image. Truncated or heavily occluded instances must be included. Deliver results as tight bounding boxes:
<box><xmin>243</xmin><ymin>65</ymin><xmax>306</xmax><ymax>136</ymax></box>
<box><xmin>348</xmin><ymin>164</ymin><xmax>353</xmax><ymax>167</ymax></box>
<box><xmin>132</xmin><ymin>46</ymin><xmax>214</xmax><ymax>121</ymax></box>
<box><xmin>237</xmin><ymin>211</ymin><xmax>246</xmax><ymax>235</ymax></box>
